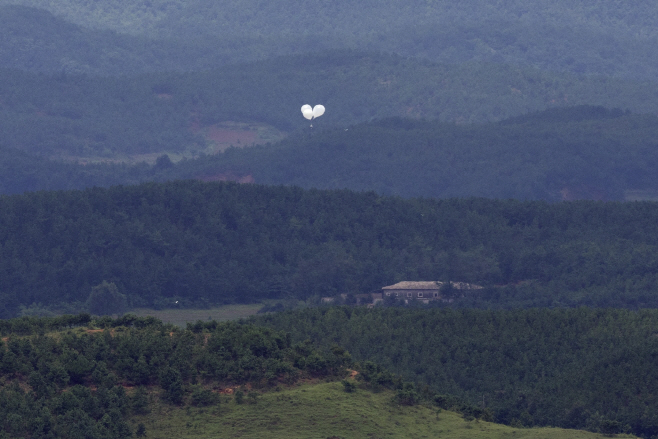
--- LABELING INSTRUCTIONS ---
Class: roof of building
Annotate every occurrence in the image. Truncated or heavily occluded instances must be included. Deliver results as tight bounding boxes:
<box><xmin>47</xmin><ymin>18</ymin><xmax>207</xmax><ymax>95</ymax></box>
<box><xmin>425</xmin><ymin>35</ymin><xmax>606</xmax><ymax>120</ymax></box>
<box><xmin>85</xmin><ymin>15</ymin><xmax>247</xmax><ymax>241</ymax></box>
<box><xmin>382</xmin><ymin>281</ymin><xmax>442</xmax><ymax>290</ymax></box>
<box><xmin>382</xmin><ymin>281</ymin><xmax>483</xmax><ymax>290</ymax></box>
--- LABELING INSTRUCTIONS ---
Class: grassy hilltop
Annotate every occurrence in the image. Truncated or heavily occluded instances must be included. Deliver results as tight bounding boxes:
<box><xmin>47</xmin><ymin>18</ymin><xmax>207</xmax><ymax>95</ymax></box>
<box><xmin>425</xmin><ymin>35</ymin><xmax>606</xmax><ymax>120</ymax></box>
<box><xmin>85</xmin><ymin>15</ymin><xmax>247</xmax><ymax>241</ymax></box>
<box><xmin>133</xmin><ymin>381</ymin><xmax>631</xmax><ymax>439</ymax></box>
<box><xmin>0</xmin><ymin>313</ymin><xmax>634</xmax><ymax>439</ymax></box>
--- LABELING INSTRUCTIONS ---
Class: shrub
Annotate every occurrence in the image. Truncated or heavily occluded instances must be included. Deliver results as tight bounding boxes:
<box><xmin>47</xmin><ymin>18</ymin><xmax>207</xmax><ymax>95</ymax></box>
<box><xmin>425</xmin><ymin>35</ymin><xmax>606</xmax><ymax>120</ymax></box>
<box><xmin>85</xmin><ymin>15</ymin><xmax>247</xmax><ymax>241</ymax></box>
<box><xmin>341</xmin><ymin>380</ymin><xmax>356</xmax><ymax>393</ymax></box>
<box><xmin>191</xmin><ymin>386</ymin><xmax>219</xmax><ymax>407</ymax></box>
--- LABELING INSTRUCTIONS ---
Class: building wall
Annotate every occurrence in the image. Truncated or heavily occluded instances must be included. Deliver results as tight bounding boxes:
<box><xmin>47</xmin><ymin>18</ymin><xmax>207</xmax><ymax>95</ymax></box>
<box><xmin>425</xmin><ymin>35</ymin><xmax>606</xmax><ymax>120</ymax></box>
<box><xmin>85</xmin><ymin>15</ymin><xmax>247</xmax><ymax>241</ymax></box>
<box><xmin>383</xmin><ymin>289</ymin><xmax>441</xmax><ymax>300</ymax></box>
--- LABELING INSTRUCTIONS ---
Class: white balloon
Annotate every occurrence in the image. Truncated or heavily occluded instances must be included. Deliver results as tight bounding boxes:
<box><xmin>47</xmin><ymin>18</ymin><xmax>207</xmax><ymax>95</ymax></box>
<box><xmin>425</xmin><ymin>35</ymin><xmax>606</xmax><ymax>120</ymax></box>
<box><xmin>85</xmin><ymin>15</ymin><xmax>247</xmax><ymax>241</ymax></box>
<box><xmin>312</xmin><ymin>105</ymin><xmax>325</xmax><ymax>118</ymax></box>
<box><xmin>301</xmin><ymin>104</ymin><xmax>313</xmax><ymax>120</ymax></box>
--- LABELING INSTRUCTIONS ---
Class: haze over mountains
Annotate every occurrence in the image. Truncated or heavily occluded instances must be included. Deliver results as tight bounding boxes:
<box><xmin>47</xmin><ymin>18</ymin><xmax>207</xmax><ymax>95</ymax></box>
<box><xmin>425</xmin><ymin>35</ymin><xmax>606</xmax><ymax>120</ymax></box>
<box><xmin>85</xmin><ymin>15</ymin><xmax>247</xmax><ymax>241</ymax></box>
<box><xmin>1</xmin><ymin>1</ymin><xmax>658</xmax><ymax>200</ymax></box>
<box><xmin>2</xmin><ymin>0</ymin><xmax>658</xmax><ymax>79</ymax></box>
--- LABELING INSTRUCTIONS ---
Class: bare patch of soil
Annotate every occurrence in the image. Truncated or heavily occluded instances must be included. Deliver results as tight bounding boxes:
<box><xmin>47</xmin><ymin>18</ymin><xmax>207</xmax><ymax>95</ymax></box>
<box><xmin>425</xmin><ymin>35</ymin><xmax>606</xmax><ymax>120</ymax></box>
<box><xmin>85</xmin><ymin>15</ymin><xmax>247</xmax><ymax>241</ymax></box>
<box><xmin>52</xmin><ymin>120</ymin><xmax>285</xmax><ymax>166</ymax></box>
<box><xmin>85</xmin><ymin>329</ymin><xmax>104</xmax><ymax>334</ymax></box>
<box><xmin>199</xmin><ymin>121</ymin><xmax>286</xmax><ymax>154</ymax></box>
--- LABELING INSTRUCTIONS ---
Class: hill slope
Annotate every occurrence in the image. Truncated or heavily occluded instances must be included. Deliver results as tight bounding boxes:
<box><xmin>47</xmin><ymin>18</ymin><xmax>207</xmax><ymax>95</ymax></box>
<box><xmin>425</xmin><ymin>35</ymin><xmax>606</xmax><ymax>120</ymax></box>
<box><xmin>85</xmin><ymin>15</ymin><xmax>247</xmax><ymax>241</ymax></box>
<box><xmin>3</xmin><ymin>51</ymin><xmax>658</xmax><ymax>160</ymax></box>
<box><xmin>255</xmin><ymin>307</ymin><xmax>658</xmax><ymax>437</ymax></box>
<box><xmin>2</xmin><ymin>0</ymin><xmax>658</xmax><ymax>78</ymax></box>
<box><xmin>4</xmin><ymin>181</ymin><xmax>658</xmax><ymax>315</ymax></box>
<box><xmin>177</xmin><ymin>107</ymin><xmax>658</xmax><ymax>201</ymax></box>
<box><xmin>4</xmin><ymin>105</ymin><xmax>658</xmax><ymax>201</ymax></box>
<box><xmin>0</xmin><ymin>5</ymin><xmax>296</xmax><ymax>74</ymax></box>
<box><xmin>135</xmin><ymin>381</ymin><xmax>628</xmax><ymax>439</ymax></box>
<box><xmin>0</xmin><ymin>315</ymin><xmax>349</xmax><ymax>438</ymax></box>
<box><xmin>0</xmin><ymin>314</ymin><xmax>634</xmax><ymax>439</ymax></box>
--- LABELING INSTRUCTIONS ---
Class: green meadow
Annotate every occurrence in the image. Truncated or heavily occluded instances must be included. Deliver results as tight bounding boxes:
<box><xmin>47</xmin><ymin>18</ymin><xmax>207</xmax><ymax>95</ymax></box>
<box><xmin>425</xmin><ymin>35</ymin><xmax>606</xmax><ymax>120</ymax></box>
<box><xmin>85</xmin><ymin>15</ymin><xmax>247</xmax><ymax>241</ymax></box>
<box><xmin>131</xmin><ymin>381</ymin><xmax>633</xmax><ymax>439</ymax></box>
<box><xmin>130</xmin><ymin>304</ymin><xmax>263</xmax><ymax>326</ymax></box>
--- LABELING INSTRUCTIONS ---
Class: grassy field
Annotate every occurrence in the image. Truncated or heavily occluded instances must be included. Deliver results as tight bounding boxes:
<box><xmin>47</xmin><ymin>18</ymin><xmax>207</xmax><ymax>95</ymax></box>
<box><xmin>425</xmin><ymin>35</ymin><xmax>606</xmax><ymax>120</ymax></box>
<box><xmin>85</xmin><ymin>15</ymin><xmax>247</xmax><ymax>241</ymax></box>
<box><xmin>130</xmin><ymin>381</ymin><xmax>635</xmax><ymax>439</ymax></box>
<box><xmin>130</xmin><ymin>304</ymin><xmax>263</xmax><ymax>326</ymax></box>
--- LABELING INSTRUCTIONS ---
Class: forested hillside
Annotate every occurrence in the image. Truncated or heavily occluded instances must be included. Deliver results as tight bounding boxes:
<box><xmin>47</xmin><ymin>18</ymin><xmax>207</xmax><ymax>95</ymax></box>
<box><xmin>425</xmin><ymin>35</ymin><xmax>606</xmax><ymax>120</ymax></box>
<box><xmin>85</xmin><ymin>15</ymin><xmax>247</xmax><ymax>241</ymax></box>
<box><xmin>3</xmin><ymin>181</ymin><xmax>658</xmax><ymax>317</ymax></box>
<box><xmin>2</xmin><ymin>0</ymin><xmax>658</xmax><ymax>79</ymax></box>
<box><xmin>4</xmin><ymin>52</ymin><xmax>658</xmax><ymax>160</ymax></box>
<box><xmin>0</xmin><ymin>145</ymin><xmax>158</xmax><ymax>194</ymax></box>
<box><xmin>4</xmin><ymin>46</ymin><xmax>658</xmax><ymax>199</ymax></box>
<box><xmin>0</xmin><ymin>107</ymin><xmax>649</xmax><ymax>199</ymax></box>
<box><xmin>180</xmin><ymin>107</ymin><xmax>658</xmax><ymax>200</ymax></box>
<box><xmin>255</xmin><ymin>307</ymin><xmax>658</xmax><ymax>437</ymax></box>
<box><xmin>0</xmin><ymin>314</ymin><xmax>353</xmax><ymax>438</ymax></box>
<box><xmin>0</xmin><ymin>5</ymin><xmax>234</xmax><ymax>75</ymax></box>
<box><xmin>4</xmin><ymin>1</ymin><xmax>658</xmax><ymax>438</ymax></box>
<box><xmin>0</xmin><ymin>5</ymin><xmax>307</xmax><ymax>75</ymax></box>
<box><xmin>7</xmin><ymin>106</ymin><xmax>658</xmax><ymax>200</ymax></box>
<box><xmin>0</xmin><ymin>313</ymin><xmax>617</xmax><ymax>439</ymax></box>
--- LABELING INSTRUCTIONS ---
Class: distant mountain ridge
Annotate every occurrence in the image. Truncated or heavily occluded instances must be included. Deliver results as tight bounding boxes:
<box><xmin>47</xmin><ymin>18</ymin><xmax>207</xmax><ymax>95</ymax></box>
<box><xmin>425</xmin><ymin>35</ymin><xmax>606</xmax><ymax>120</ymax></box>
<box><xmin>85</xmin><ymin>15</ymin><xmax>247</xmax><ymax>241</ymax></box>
<box><xmin>4</xmin><ymin>0</ymin><xmax>658</xmax><ymax>39</ymax></box>
<box><xmin>1</xmin><ymin>1</ymin><xmax>658</xmax><ymax>78</ymax></box>
<box><xmin>3</xmin><ymin>50</ymin><xmax>658</xmax><ymax>160</ymax></box>
<box><xmin>0</xmin><ymin>5</ymin><xmax>263</xmax><ymax>74</ymax></box>
<box><xmin>3</xmin><ymin>105</ymin><xmax>658</xmax><ymax>200</ymax></box>
<box><xmin>182</xmin><ymin>107</ymin><xmax>658</xmax><ymax>201</ymax></box>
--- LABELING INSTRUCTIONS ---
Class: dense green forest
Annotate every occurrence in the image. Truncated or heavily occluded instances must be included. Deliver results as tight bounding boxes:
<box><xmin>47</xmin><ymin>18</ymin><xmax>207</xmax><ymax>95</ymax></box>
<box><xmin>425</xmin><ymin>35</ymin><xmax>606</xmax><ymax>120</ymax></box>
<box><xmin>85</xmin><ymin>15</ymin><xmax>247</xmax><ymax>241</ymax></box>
<box><xmin>4</xmin><ymin>310</ymin><xmax>655</xmax><ymax>437</ymax></box>
<box><xmin>4</xmin><ymin>106</ymin><xmax>658</xmax><ymax>200</ymax></box>
<box><xmin>176</xmin><ymin>107</ymin><xmax>658</xmax><ymax>200</ymax></box>
<box><xmin>4</xmin><ymin>52</ymin><xmax>658</xmax><ymax>160</ymax></box>
<box><xmin>0</xmin><ymin>314</ymin><xmax>356</xmax><ymax>438</ymax></box>
<box><xmin>0</xmin><ymin>145</ymin><xmax>157</xmax><ymax>194</ymax></box>
<box><xmin>2</xmin><ymin>1</ymin><xmax>658</xmax><ymax>79</ymax></box>
<box><xmin>3</xmin><ymin>181</ymin><xmax>658</xmax><ymax>316</ymax></box>
<box><xmin>255</xmin><ymin>306</ymin><xmax>658</xmax><ymax>437</ymax></box>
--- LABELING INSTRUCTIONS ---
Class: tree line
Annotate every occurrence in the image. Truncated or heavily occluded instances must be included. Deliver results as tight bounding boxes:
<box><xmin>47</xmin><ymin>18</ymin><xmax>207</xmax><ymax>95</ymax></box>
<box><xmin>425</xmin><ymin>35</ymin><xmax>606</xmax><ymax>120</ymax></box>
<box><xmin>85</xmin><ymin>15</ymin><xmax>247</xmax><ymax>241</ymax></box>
<box><xmin>0</xmin><ymin>314</ymin><xmax>352</xmax><ymax>438</ymax></box>
<box><xmin>184</xmin><ymin>106</ymin><xmax>658</xmax><ymax>200</ymax></box>
<box><xmin>5</xmin><ymin>105</ymin><xmax>658</xmax><ymax>201</ymax></box>
<box><xmin>3</xmin><ymin>180</ymin><xmax>658</xmax><ymax>316</ymax></box>
<box><xmin>3</xmin><ymin>50</ymin><xmax>658</xmax><ymax>161</ymax></box>
<box><xmin>254</xmin><ymin>306</ymin><xmax>658</xmax><ymax>437</ymax></box>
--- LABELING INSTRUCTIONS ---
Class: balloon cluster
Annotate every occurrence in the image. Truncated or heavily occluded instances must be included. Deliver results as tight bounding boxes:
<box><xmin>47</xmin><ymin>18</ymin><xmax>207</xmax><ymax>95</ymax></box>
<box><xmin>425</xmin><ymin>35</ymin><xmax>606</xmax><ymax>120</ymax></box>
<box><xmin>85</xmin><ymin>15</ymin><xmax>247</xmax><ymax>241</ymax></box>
<box><xmin>301</xmin><ymin>104</ymin><xmax>325</xmax><ymax>120</ymax></box>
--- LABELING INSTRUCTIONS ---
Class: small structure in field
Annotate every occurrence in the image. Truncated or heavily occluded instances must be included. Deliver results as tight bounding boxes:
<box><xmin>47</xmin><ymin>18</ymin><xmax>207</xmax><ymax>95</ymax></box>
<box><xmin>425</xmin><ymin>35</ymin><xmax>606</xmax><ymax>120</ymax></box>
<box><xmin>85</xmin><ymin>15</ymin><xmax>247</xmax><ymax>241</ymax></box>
<box><xmin>381</xmin><ymin>281</ymin><xmax>482</xmax><ymax>304</ymax></box>
<box><xmin>320</xmin><ymin>282</ymin><xmax>481</xmax><ymax>307</ymax></box>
